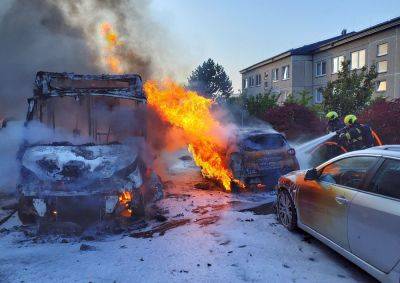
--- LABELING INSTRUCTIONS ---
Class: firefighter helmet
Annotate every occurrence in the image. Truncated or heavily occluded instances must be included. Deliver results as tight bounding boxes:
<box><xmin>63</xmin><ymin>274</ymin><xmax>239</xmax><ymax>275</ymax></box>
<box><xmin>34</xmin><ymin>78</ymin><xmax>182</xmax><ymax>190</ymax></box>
<box><xmin>326</xmin><ymin>111</ymin><xmax>339</xmax><ymax>120</ymax></box>
<box><xmin>344</xmin><ymin>114</ymin><xmax>357</xmax><ymax>125</ymax></box>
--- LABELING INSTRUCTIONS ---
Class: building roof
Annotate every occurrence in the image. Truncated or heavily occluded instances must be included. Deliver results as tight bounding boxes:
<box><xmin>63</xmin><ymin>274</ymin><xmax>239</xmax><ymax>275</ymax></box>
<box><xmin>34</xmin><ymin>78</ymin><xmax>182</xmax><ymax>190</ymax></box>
<box><xmin>316</xmin><ymin>16</ymin><xmax>400</xmax><ymax>52</ymax></box>
<box><xmin>239</xmin><ymin>33</ymin><xmax>353</xmax><ymax>74</ymax></box>
<box><xmin>240</xmin><ymin>16</ymin><xmax>400</xmax><ymax>74</ymax></box>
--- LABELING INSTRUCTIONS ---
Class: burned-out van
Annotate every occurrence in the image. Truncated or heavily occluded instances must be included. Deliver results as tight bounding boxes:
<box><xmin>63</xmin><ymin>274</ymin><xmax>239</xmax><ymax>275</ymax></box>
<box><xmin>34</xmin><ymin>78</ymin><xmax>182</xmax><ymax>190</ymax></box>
<box><xmin>17</xmin><ymin>72</ymin><xmax>162</xmax><ymax>225</ymax></box>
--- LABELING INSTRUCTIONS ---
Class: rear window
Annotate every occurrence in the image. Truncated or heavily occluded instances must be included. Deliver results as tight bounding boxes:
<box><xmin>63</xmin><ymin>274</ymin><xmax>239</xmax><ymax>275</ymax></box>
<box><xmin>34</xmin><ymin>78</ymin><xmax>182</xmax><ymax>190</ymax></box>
<box><xmin>368</xmin><ymin>158</ymin><xmax>400</xmax><ymax>200</ymax></box>
<box><xmin>242</xmin><ymin>134</ymin><xmax>286</xmax><ymax>151</ymax></box>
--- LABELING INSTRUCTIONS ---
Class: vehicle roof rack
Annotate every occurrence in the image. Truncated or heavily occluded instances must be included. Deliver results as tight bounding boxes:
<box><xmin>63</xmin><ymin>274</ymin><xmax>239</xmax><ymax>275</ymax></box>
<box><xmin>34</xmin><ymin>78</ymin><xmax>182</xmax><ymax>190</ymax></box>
<box><xmin>33</xmin><ymin>71</ymin><xmax>144</xmax><ymax>100</ymax></box>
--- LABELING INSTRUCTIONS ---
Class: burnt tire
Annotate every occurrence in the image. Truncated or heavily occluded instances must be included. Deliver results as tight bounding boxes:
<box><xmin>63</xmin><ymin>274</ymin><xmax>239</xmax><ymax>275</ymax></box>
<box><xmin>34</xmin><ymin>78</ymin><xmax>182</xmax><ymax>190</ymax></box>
<box><xmin>276</xmin><ymin>189</ymin><xmax>297</xmax><ymax>231</ymax></box>
<box><xmin>17</xmin><ymin>197</ymin><xmax>36</xmax><ymax>225</ymax></box>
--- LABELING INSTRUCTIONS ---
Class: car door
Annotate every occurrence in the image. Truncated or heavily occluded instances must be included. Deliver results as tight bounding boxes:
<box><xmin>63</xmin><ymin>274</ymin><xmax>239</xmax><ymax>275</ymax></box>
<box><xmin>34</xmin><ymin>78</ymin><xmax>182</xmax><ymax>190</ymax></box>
<box><xmin>348</xmin><ymin>157</ymin><xmax>400</xmax><ymax>273</ymax></box>
<box><xmin>297</xmin><ymin>156</ymin><xmax>379</xmax><ymax>250</ymax></box>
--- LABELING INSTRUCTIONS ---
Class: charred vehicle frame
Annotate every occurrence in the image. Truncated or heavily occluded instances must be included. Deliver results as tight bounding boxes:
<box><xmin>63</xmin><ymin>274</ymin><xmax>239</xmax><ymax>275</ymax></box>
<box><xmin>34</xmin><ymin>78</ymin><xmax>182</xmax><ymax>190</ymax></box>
<box><xmin>17</xmin><ymin>72</ymin><xmax>162</xmax><ymax>225</ymax></box>
<box><xmin>228</xmin><ymin>128</ymin><xmax>299</xmax><ymax>190</ymax></box>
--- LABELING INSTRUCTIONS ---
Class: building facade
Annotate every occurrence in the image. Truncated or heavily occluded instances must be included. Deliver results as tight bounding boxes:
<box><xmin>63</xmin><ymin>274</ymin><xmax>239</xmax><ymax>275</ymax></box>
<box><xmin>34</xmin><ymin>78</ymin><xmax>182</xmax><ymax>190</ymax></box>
<box><xmin>240</xmin><ymin>17</ymin><xmax>400</xmax><ymax>104</ymax></box>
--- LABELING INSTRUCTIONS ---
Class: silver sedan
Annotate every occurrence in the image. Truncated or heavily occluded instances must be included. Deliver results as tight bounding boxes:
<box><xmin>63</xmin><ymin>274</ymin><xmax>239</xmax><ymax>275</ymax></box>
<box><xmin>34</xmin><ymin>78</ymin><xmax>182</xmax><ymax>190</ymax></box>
<box><xmin>276</xmin><ymin>146</ymin><xmax>400</xmax><ymax>282</ymax></box>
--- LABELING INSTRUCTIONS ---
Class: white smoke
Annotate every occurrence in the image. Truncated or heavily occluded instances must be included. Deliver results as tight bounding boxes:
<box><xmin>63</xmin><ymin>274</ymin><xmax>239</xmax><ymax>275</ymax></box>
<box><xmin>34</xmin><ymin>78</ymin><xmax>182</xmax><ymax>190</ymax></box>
<box><xmin>0</xmin><ymin>121</ymin><xmax>92</xmax><ymax>194</ymax></box>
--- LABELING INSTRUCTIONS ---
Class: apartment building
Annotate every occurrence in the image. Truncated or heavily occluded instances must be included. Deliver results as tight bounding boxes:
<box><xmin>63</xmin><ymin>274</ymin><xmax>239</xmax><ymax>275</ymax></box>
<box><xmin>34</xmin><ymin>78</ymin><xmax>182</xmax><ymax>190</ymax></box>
<box><xmin>240</xmin><ymin>17</ymin><xmax>400</xmax><ymax>103</ymax></box>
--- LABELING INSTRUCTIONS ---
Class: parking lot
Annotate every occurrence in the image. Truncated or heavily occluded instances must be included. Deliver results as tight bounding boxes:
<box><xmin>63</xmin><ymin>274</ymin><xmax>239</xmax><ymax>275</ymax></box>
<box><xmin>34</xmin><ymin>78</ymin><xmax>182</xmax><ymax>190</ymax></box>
<box><xmin>0</xmin><ymin>157</ymin><xmax>375</xmax><ymax>283</ymax></box>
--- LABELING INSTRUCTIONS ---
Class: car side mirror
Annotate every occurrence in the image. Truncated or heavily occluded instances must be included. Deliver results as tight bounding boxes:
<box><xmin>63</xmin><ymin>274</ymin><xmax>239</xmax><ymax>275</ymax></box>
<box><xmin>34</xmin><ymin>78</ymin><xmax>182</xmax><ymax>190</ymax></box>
<box><xmin>304</xmin><ymin>168</ymin><xmax>319</xmax><ymax>181</ymax></box>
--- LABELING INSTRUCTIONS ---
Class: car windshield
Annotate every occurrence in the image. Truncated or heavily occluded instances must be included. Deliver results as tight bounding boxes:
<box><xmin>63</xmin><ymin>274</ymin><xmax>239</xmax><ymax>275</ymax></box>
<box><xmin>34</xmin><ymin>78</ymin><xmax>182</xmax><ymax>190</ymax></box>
<box><xmin>242</xmin><ymin>134</ymin><xmax>286</xmax><ymax>151</ymax></box>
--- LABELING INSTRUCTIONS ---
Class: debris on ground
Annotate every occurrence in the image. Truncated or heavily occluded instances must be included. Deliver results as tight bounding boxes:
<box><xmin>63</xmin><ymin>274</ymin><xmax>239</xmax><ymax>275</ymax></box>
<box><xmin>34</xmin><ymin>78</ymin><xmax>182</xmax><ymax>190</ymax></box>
<box><xmin>239</xmin><ymin>202</ymin><xmax>275</xmax><ymax>215</ymax></box>
<box><xmin>0</xmin><ymin>152</ymin><xmax>374</xmax><ymax>282</ymax></box>
<box><xmin>130</xmin><ymin>219</ymin><xmax>191</xmax><ymax>238</ymax></box>
<box><xmin>194</xmin><ymin>182</ymin><xmax>210</xmax><ymax>190</ymax></box>
<box><xmin>79</xmin><ymin>244</ymin><xmax>96</xmax><ymax>251</ymax></box>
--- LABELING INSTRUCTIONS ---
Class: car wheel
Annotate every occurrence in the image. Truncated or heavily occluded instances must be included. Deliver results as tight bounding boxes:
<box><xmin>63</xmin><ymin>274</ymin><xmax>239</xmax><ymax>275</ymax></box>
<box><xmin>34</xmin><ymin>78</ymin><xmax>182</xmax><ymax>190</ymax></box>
<box><xmin>17</xmin><ymin>197</ymin><xmax>36</xmax><ymax>225</ymax></box>
<box><xmin>277</xmin><ymin>189</ymin><xmax>297</xmax><ymax>231</ymax></box>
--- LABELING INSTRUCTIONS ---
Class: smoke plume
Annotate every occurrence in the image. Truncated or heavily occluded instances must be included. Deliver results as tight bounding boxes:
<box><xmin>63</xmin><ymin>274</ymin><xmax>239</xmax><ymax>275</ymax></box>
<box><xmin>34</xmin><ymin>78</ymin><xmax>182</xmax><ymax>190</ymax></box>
<box><xmin>0</xmin><ymin>0</ymin><xmax>184</xmax><ymax>119</ymax></box>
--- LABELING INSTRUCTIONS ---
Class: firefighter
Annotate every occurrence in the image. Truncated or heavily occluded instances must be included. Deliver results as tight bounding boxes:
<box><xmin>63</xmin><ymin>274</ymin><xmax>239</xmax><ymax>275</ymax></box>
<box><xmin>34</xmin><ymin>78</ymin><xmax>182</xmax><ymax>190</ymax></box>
<box><xmin>338</xmin><ymin>114</ymin><xmax>374</xmax><ymax>151</ymax></box>
<box><xmin>326</xmin><ymin>111</ymin><xmax>344</xmax><ymax>133</ymax></box>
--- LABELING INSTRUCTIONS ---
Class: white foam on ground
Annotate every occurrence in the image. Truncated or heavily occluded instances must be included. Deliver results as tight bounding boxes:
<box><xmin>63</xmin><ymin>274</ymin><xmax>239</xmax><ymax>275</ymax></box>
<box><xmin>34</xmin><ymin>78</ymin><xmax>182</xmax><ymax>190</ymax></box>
<box><xmin>0</xmin><ymin>151</ymin><xmax>374</xmax><ymax>283</ymax></box>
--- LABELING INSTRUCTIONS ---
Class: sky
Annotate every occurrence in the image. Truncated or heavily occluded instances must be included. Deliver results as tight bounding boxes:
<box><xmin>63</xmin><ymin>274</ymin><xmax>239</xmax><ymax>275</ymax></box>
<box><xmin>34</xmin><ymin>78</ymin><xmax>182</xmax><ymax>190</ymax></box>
<box><xmin>150</xmin><ymin>0</ymin><xmax>400</xmax><ymax>92</ymax></box>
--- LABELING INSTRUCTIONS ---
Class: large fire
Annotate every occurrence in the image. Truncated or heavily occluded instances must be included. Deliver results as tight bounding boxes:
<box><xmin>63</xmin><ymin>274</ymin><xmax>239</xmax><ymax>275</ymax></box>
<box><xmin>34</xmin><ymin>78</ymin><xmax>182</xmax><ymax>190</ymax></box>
<box><xmin>98</xmin><ymin>22</ymin><xmax>238</xmax><ymax>191</ymax></box>
<box><xmin>144</xmin><ymin>80</ymin><xmax>237</xmax><ymax>191</ymax></box>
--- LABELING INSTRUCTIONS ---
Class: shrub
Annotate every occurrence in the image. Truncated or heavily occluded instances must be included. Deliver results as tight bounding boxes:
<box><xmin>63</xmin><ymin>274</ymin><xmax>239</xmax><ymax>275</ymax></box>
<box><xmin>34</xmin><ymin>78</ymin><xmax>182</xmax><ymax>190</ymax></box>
<box><xmin>285</xmin><ymin>90</ymin><xmax>324</xmax><ymax>116</ymax></box>
<box><xmin>246</xmin><ymin>91</ymin><xmax>280</xmax><ymax>119</ymax></box>
<box><xmin>359</xmin><ymin>98</ymin><xmax>400</xmax><ymax>144</ymax></box>
<box><xmin>264</xmin><ymin>103</ymin><xmax>325</xmax><ymax>140</ymax></box>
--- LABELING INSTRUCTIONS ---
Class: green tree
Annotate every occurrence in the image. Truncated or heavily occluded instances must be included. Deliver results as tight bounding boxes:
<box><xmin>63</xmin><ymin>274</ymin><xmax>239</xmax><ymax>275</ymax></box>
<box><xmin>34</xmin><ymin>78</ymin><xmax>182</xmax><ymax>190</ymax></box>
<box><xmin>285</xmin><ymin>90</ymin><xmax>313</xmax><ymax>107</ymax></box>
<box><xmin>188</xmin><ymin>58</ymin><xmax>233</xmax><ymax>98</ymax></box>
<box><xmin>286</xmin><ymin>90</ymin><xmax>324</xmax><ymax>116</ymax></box>
<box><xmin>322</xmin><ymin>60</ymin><xmax>377</xmax><ymax>116</ymax></box>
<box><xmin>246</xmin><ymin>90</ymin><xmax>280</xmax><ymax>119</ymax></box>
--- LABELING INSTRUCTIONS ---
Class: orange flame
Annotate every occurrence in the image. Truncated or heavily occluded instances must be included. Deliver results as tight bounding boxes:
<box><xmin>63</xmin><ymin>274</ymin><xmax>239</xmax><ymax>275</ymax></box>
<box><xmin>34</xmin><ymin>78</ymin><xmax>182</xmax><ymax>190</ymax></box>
<box><xmin>144</xmin><ymin>80</ymin><xmax>237</xmax><ymax>191</ymax></box>
<box><xmin>99</xmin><ymin>22</ymin><xmax>123</xmax><ymax>74</ymax></box>
<box><xmin>96</xmin><ymin>22</ymin><xmax>240</xmax><ymax>191</ymax></box>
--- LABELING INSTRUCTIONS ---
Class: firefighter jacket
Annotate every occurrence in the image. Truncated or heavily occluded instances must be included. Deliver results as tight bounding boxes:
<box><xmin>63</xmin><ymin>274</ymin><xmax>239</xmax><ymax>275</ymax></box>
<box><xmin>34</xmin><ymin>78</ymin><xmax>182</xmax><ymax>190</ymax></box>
<box><xmin>338</xmin><ymin>123</ymin><xmax>373</xmax><ymax>151</ymax></box>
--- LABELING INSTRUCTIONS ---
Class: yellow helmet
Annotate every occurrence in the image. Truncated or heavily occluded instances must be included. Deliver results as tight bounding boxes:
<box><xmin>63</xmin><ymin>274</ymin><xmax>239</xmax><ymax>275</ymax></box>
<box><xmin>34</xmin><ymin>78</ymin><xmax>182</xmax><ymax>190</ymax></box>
<box><xmin>326</xmin><ymin>111</ymin><xmax>338</xmax><ymax>120</ymax></box>
<box><xmin>344</xmin><ymin>114</ymin><xmax>357</xmax><ymax>125</ymax></box>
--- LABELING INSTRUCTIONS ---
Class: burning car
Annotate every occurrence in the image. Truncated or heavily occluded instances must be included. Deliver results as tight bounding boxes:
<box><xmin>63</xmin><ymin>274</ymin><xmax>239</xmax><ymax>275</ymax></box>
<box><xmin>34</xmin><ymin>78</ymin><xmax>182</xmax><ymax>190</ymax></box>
<box><xmin>17</xmin><ymin>72</ymin><xmax>163</xmax><ymax>225</ymax></box>
<box><xmin>228</xmin><ymin>128</ymin><xmax>299</xmax><ymax>190</ymax></box>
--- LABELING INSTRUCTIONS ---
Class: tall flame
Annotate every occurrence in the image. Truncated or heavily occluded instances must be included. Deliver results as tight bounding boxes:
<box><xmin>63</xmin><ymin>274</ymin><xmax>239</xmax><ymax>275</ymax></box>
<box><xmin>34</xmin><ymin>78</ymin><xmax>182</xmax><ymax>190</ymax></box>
<box><xmin>97</xmin><ymin>22</ymin><xmax>239</xmax><ymax>191</ymax></box>
<box><xmin>99</xmin><ymin>22</ymin><xmax>123</xmax><ymax>74</ymax></box>
<box><xmin>144</xmin><ymin>80</ymin><xmax>236</xmax><ymax>191</ymax></box>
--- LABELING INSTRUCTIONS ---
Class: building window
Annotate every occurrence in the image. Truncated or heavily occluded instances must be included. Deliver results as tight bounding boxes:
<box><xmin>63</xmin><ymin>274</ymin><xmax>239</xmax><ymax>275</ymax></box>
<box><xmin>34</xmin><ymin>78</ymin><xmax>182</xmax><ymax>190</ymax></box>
<box><xmin>351</xmin><ymin>49</ymin><xmax>366</xmax><ymax>69</ymax></box>
<box><xmin>377</xmin><ymin>60</ymin><xmax>388</xmax><ymax>73</ymax></box>
<box><xmin>255</xmin><ymin>74</ymin><xmax>262</xmax><ymax>86</ymax></box>
<box><xmin>272</xmin><ymin>68</ymin><xmax>279</xmax><ymax>81</ymax></box>
<box><xmin>249</xmin><ymin>76</ymin><xmax>255</xmax><ymax>87</ymax></box>
<box><xmin>242</xmin><ymin>78</ymin><xmax>247</xmax><ymax>89</ymax></box>
<box><xmin>332</xmin><ymin>56</ymin><xmax>345</xmax><ymax>74</ymax></box>
<box><xmin>377</xmin><ymin>43</ymin><xmax>388</xmax><ymax>57</ymax></box>
<box><xmin>282</xmin><ymin>65</ymin><xmax>290</xmax><ymax>80</ymax></box>
<box><xmin>315</xmin><ymin>61</ymin><xmax>327</xmax><ymax>77</ymax></box>
<box><xmin>314</xmin><ymin>88</ymin><xmax>323</xmax><ymax>104</ymax></box>
<box><xmin>376</xmin><ymin>80</ymin><xmax>387</xmax><ymax>92</ymax></box>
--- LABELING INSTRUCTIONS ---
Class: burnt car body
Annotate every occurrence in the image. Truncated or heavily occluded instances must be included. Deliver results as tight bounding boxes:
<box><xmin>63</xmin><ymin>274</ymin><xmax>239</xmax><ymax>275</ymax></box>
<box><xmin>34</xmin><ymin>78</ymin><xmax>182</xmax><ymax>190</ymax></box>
<box><xmin>228</xmin><ymin>128</ymin><xmax>299</xmax><ymax>189</ymax></box>
<box><xmin>17</xmin><ymin>72</ymin><xmax>162</xmax><ymax>225</ymax></box>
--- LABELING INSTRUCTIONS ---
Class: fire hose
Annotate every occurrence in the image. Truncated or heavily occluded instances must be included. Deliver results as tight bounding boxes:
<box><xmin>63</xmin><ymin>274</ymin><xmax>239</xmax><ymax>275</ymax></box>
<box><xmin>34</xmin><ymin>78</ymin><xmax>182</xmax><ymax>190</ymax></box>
<box><xmin>371</xmin><ymin>130</ymin><xmax>383</xmax><ymax>146</ymax></box>
<box><xmin>310</xmin><ymin>141</ymin><xmax>347</xmax><ymax>155</ymax></box>
<box><xmin>310</xmin><ymin>129</ymin><xmax>383</xmax><ymax>155</ymax></box>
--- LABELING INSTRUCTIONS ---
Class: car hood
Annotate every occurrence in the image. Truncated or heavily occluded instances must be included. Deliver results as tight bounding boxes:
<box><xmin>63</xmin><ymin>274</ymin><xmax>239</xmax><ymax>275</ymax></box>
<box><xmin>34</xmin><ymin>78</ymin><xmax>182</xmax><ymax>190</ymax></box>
<box><xmin>22</xmin><ymin>144</ymin><xmax>137</xmax><ymax>182</ymax></box>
